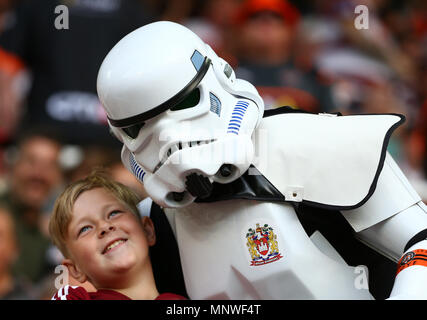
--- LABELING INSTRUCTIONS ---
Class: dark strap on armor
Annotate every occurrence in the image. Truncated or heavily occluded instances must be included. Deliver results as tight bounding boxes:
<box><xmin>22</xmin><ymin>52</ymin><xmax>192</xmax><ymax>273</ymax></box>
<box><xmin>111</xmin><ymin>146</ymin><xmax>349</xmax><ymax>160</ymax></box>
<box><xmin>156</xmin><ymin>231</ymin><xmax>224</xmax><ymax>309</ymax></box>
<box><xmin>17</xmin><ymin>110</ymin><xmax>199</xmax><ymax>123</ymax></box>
<box><xmin>404</xmin><ymin>229</ymin><xmax>427</xmax><ymax>252</ymax></box>
<box><xmin>195</xmin><ymin>166</ymin><xmax>284</xmax><ymax>203</ymax></box>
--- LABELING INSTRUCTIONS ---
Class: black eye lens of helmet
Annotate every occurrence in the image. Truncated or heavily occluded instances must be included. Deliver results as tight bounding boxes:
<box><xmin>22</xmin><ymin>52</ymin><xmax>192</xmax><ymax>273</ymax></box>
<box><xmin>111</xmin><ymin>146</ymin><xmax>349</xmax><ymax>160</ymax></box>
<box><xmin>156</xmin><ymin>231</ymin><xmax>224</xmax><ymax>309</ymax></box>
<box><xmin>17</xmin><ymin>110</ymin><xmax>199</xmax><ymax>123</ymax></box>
<box><xmin>122</xmin><ymin>122</ymin><xmax>145</xmax><ymax>139</ymax></box>
<box><xmin>170</xmin><ymin>88</ymin><xmax>200</xmax><ymax>111</ymax></box>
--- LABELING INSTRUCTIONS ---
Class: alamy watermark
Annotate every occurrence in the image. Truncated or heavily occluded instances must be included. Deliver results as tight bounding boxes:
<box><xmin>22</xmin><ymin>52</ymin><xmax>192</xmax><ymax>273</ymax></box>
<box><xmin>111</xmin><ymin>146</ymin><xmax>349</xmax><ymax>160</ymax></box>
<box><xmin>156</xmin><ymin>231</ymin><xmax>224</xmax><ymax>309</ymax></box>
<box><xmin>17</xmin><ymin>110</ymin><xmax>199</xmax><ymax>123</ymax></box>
<box><xmin>354</xmin><ymin>5</ymin><xmax>369</xmax><ymax>30</ymax></box>
<box><xmin>54</xmin><ymin>5</ymin><xmax>69</xmax><ymax>30</ymax></box>
<box><xmin>354</xmin><ymin>265</ymin><xmax>369</xmax><ymax>290</ymax></box>
<box><xmin>54</xmin><ymin>264</ymin><xmax>69</xmax><ymax>289</ymax></box>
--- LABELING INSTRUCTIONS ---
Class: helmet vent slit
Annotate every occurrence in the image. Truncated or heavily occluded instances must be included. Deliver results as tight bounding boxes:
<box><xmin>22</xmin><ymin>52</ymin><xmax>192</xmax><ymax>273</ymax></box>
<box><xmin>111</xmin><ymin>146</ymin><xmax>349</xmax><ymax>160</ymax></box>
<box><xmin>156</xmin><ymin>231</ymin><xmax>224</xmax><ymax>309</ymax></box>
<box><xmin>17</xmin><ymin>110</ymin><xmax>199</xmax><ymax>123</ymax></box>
<box><xmin>209</xmin><ymin>92</ymin><xmax>221</xmax><ymax>116</ymax></box>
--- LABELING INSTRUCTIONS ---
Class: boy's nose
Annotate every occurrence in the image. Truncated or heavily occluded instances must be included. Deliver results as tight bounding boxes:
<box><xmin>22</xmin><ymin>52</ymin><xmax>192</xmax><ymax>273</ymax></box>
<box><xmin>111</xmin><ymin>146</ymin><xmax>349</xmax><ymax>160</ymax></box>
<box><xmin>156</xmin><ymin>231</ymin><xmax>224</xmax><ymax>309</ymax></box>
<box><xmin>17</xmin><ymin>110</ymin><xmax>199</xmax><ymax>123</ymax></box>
<box><xmin>99</xmin><ymin>225</ymin><xmax>115</xmax><ymax>237</ymax></box>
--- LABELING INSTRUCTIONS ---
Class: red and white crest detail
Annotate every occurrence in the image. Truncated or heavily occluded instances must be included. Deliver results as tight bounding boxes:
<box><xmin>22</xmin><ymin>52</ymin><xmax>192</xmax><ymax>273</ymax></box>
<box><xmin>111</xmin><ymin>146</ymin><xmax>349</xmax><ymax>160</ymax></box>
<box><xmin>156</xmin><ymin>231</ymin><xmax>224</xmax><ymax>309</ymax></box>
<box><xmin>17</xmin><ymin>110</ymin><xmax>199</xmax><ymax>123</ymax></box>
<box><xmin>246</xmin><ymin>223</ymin><xmax>283</xmax><ymax>266</ymax></box>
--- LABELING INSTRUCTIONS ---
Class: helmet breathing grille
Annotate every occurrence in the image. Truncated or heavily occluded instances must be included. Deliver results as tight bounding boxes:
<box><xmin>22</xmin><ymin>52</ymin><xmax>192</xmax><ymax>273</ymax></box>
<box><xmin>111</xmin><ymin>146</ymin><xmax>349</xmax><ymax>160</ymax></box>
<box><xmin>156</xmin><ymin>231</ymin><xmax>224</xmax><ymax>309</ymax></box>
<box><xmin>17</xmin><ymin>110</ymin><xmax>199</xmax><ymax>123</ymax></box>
<box><xmin>209</xmin><ymin>92</ymin><xmax>221</xmax><ymax>116</ymax></box>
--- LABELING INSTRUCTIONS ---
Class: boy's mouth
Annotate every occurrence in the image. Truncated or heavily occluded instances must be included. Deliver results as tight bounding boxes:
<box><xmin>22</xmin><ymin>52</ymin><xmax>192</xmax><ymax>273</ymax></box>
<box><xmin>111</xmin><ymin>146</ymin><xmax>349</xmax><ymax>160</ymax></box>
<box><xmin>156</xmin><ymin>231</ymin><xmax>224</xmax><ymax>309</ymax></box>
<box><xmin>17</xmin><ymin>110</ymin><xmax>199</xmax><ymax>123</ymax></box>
<box><xmin>102</xmin><ymin>238</ymin><xmax>128</xmax><ymax>254</ymax></box>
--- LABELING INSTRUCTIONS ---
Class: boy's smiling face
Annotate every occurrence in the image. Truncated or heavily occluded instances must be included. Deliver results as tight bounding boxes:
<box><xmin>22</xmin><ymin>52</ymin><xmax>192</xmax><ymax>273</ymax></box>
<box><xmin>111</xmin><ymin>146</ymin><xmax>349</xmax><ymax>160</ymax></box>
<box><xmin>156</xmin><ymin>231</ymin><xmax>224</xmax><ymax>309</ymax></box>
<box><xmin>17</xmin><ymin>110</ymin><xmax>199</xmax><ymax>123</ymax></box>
<box><xmin>63</xmin><ymin>187</ymin><xmax>155</xmax><ymax>289</ymax></box>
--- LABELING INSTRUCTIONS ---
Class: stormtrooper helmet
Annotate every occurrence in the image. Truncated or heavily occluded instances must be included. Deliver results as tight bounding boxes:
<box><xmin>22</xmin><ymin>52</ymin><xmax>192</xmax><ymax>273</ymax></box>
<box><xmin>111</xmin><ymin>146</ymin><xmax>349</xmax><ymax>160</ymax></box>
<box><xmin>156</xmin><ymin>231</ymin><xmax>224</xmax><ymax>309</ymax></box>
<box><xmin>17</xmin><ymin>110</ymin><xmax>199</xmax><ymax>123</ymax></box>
<box><xmin>97</xmin><ymin>21</ymin><xmax>264</xmax><ymax>208</ymax></box>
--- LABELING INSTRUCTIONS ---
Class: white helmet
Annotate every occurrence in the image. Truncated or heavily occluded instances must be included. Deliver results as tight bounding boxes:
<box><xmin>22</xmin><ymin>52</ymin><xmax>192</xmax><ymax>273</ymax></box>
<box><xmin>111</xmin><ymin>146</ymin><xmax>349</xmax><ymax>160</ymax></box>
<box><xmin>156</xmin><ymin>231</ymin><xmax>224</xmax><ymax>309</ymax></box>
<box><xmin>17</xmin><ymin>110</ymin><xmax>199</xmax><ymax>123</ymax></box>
<box><xmin>97</xmin><ymin>21</ymin><xmax>264</xmax><ymax>208</ymax></box>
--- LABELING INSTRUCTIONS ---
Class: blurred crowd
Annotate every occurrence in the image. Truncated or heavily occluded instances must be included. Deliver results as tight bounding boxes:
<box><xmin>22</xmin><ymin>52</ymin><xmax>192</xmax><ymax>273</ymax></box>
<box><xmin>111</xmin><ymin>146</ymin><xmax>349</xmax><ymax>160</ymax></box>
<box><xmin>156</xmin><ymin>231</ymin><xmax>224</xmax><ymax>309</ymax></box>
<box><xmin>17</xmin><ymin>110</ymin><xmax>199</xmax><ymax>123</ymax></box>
<box><xmin>0</xmin><ymin>0</ymin><xmax>426</xmax><ymax>299</ymax></box>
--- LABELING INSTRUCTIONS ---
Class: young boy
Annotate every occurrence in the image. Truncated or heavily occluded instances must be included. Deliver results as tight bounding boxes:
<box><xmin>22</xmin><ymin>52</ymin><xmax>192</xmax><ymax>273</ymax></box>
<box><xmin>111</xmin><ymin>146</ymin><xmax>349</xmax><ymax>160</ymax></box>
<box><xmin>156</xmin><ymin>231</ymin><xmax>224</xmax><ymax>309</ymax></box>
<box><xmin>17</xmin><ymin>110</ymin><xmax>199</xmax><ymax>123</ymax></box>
<box><xmin>49</xmin><ymin>171</ymin><xmax>186</xmax><ymax>300</ymax></box>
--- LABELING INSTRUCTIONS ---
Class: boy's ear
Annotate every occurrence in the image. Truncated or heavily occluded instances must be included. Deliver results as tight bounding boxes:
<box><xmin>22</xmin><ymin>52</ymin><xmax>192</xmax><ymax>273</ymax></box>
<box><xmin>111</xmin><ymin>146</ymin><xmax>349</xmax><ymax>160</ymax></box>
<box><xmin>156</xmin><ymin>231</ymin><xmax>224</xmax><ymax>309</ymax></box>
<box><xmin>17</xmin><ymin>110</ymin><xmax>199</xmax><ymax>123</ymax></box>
<box><xmin>62</xmin><ymin>259</ymin><xmax>88</xmax><ymax>284</ymax></box>
<box><xmin>141</xmin><ymin>216</ymin><xmax>156</xmax><ymax>246</ymax></box>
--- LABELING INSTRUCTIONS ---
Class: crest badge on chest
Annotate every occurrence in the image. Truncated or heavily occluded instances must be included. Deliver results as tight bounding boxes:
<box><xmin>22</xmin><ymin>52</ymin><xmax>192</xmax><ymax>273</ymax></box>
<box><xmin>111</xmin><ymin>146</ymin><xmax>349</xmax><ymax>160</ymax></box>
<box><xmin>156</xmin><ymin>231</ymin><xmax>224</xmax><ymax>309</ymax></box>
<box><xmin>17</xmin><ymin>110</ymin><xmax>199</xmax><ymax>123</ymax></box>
<box><xmin>245</xmin><ymin>223</ymin><xmax>283</xmax><ymax>266</ymax></box>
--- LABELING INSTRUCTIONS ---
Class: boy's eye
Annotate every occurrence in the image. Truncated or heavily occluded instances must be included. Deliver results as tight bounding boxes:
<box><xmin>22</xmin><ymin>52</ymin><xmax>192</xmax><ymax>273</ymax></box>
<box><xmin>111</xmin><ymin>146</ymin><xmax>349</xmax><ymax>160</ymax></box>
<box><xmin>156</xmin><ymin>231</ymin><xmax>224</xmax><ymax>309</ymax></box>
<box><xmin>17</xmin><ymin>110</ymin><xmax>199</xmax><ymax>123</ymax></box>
<box><xmin>108</xmin><ymin>210</ymin><xmax>122</xmax><ymax>218</ymax></box>
<box><xmin>78</xmin><ymin>225</ymin><xmax>91</xmax><ymax>236</ymax></box>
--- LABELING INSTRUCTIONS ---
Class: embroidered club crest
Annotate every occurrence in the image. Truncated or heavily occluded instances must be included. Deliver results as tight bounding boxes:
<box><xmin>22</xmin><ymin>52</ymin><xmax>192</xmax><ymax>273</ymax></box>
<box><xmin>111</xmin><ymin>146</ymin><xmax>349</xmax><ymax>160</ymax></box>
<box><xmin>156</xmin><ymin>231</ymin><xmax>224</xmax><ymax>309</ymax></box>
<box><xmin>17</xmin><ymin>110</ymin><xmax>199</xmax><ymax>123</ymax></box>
<box><xmin>246</xmin><ymin>223</ymin><xmax>283</xmax><ymax>266</ymax></box>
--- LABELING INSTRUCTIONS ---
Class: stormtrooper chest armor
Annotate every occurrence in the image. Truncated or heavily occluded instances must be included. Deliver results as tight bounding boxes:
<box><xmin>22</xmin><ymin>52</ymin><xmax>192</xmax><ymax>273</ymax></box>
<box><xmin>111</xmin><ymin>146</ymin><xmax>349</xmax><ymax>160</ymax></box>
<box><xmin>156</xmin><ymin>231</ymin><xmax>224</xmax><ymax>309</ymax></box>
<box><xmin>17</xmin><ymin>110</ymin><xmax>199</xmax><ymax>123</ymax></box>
<box><xmin>164</xmin><ymin>199</ymin><xmax>373</xmax><ymax>300</ymax></box>
<box><xmin>163</xmin><ymin>109</ymin><xmax>403</xmax><ymax>299</ymax></box>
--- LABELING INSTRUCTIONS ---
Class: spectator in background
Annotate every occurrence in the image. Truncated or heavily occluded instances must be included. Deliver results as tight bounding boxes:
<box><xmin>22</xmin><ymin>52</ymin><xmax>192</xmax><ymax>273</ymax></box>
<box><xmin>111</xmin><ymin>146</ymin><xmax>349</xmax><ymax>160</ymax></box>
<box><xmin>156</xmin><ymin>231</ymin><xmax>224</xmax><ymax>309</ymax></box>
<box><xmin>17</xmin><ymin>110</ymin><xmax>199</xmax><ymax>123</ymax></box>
<box><xmin>0</xmin><ymin>0</ymin><xmax>26</xmax><ymax>176</ymax></box>
<box><xmin>380</xmin><ymin>1</ymin><xmax>427</xmax><ymax>191</ymax></box>
<box><xmin>231</xmin><ymin>0</ymin><xmax>337</xmax><ymax>113</ymax></box>
<box><xmin>296</xmin><ymin>0</ymin><xmax>427</xmax><ymax>200</ymax></box>
<box><xmin>145</xmin><ymin>0</ymin><xmax>194</xmax><ymax>23</ymax></box>
<box><xmin>0</xmin><ymin>205</ymin><xmax>34</xmax><ymax>299</ymax></box>
<box><xmin>0</xmin><ymin>128</ymin><xmax>64</xmax><ymax>284</ymax></box>
<box><xmin>0</xmin><ymin>0</ymin><xmax>157</xmax><ymax>150</ymax></box>
<box><xmin>64</xmin><ymin>145</ymin><xmax>119</xmax><ymax>183</ymax></box>
<box><xmin>184</xmin><ymin>0</ymin><xmax>243</xmax><ymax>68</ymax></box>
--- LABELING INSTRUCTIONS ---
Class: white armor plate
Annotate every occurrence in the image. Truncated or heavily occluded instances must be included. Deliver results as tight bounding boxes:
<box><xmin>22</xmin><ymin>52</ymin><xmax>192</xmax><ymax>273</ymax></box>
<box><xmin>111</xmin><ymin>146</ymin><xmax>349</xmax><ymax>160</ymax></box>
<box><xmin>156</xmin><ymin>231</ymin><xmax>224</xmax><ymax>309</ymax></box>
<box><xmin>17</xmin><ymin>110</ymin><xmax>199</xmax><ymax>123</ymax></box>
<box><xmin>165</xmin><ymin>200</ymin><xmax>373</xmax><ymax>300</ymax></box>
<box><xmin>253</xmin><ymin>112</ymin><xmax>404</xmax><ymax>209</ymax></box>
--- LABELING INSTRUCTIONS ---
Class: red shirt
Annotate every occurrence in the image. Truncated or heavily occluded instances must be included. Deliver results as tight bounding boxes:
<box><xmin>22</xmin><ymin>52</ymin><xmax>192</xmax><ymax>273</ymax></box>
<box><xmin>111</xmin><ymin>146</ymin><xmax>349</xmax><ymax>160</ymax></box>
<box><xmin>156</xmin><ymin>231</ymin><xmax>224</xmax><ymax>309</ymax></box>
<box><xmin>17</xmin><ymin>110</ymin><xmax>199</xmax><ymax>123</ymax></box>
<box><xmin>51</xmin><ymin>285</ymin><xmax>186</xmax><ymax>300</ymax></box>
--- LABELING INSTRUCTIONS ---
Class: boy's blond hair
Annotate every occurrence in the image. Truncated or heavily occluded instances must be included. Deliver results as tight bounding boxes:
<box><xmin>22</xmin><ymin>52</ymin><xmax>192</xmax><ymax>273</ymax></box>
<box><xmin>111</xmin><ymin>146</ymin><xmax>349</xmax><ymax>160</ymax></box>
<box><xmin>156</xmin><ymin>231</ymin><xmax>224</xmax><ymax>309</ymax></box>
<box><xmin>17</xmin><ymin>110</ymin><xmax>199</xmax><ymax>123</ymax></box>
<box><xmin>49</xmin><ymin>169</ymin><xmax>142</xmax><ymax>258</ymax></box>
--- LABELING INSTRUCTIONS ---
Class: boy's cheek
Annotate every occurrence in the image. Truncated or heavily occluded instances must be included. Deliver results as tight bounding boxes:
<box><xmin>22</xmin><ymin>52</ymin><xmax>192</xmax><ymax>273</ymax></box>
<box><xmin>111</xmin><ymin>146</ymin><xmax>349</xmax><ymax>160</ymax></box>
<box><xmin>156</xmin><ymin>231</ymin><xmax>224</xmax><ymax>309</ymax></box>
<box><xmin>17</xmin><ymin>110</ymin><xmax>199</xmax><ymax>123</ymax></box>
<box><xmin>69</xmin><ymin>240</ymin><xmax>99</xmax><ymax>263</ymax></box>
<box><xmin>73</xmin><ymin>246</ymin><xmax>104</xmax><ymax>279</ymax></box>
